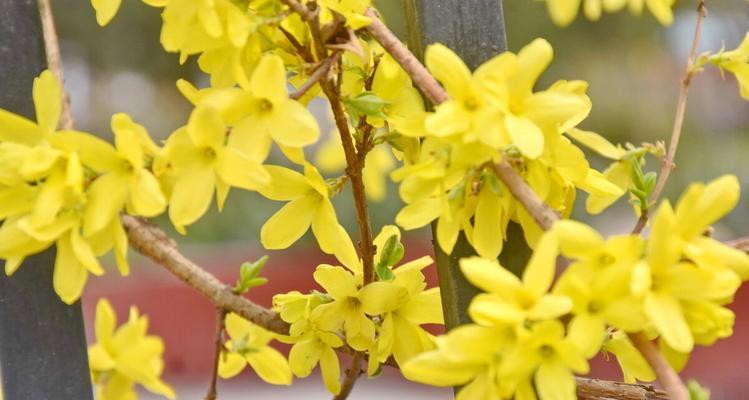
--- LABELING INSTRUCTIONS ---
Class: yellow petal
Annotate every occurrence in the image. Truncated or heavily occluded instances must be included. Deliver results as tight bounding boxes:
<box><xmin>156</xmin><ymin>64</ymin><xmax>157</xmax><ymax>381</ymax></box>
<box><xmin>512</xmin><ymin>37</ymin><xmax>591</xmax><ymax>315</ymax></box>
<box><xmin>53</xmin><ymin>233</ymin><xmax>88</xmax><ymax>304</ymax></box>
<box><xmin>526</xmin><ymin>294</ymin><xmax>573</xmax><ymax>320</ymax></box>
<box><xmin>218</xmin><ymin>351</ymin><xmax>247</xmax><ymax>378</ymax></box>
<box><xmin>535</xmin><ymin>359</ymin><xmax>576</xmax><ymax>400</ymax></box>
<box><xmin>251</xmin><ymin>54</ymin><xmax>288</xmax><ymax>105</ymax></box>
<box><xmin>319</xmin><ymin>346</ymin><xmax>341</xmax><ymax>395</ymax></box>
<box><xmin>402</xmin><ymin>350</ymin><xmax>481</xmax><ymax>386</ymax></box>
<box><xmin>505</xmin><ymin>114</ymin><xmax>544</xmax><ymax>159</ymax></box>
<box><xmin>84</xmin><ymin>173</ymin><xmax>129</xmax><ymax>237</ymax></box>
<box><xmin>50</xmin><ymin>130</ymin><xmax>120</xmax><ymax>172</ymax></box>
<box><xmin>522</xmin><ymin>232</ymin><xmax>559</xmax><ymax>296</ymax></box>
<box><xmin>511</xmin><ymin>38</ymin><xmax>554</xmax><ymax>96</ymax></box>
<box><xmin>359</xmin><ymin>282</ymin><xmax>408</xmax><ymax>315</ymax></box>
<box><xmin>311</xmin><ymin>200</ymin><xmax>361</xmax><ymax>273</ymax></box>
<box><xmin>128</xmin><ymin>170</ymin><xmax>167</xmax><ymax>217</ymax></box>
<box><xmin>260</xmin><ymin>195</ymin><xmax>319</xmax><ymax>249</ymax></box>
<box><xmin>0</xmin><ymin>110</ymin><xmax>41</xmax><ymax>145</ymax></box>
<box><xmin>644</xmin><ymin>293</ymin><xmax>693</xmax><ymax>353</ymax></box>
<box><xmin>552</xmin><ymin>220</ymin><xmax>604</xmax><ymax>259</ymax></box>
<box><xmin>91</xmin><ymin>0</ymin><xmax>123</xmax><ymax>25</ymax></box>
<box><xmin>313</xmin><ymin>265</ymin><xmax>358</xmax><ymax>299</ymax></box>
<box><xmin>216</xmin><ymin>147</ymin><xmax>270</xmax><ymax>190</ymax></box>
<box><xmin>546</xmin><ymin>0</ymin><xmax>581</xmax><ymax>26</ymax></box>
<box><xmin>268</xmin><ymin>100</ymin><xmax>320</xmax><ymax>148</ymax></box>
<box><xmin>568</xmin><ymin>314</ymin><xmax>606</xmax><ymax>358</ymax></box>
<box><xmin>246</xmin><ymin>346</ymin><xmax>293</xmax><ymax>385</ymax></box>
<box><xmin>257</xmin><ymin>165</ymin><xmax>313</xmax><ymax>201</ymax></box>
<box><xmin>187</xmin><ymin>106</ymin><xmax>225</xmax><ymax>148</ymax></box>
<box><xmin>472</xmin><ymin>189</ymin><xmax>504</xmax><ymax>259</ymax></box>
<box><xmin>168</xmin><ymin>167</ymin><xmax>215</xmax><ymax>234</ymax></box>
<box><xmin>566</xmin><ymin>128</ymin><xmax>625</xmax><ymax>160</ymax></box>
<box><xmin>424</xmin><ymin>43</ymin><xmax>472</xmax><ymax>98</ymax></box>
<box><xmin>95</xmin><ymin>298</ymin><xmax>116</xmax><ymax>343</ymax></box>
<box><xmin>396</xmin><ymin>198</ymin><xmax>442</xmax><ymax>229</ymax></box>
<box><xmin>289</xmin><ymin>339</ymin><xmax>322</xmax><ymax>378</ymax></box>
<box><xmin>459</xmin><ymin>256</ymin><xmax>521</xmax><ymax>294</ymax></box>
<box><xmin>70</xmin><ymin>228</ymin><xmax>104</xmax><ymax>276</ymax></box>
<box><xmin>33</xmin><ymin>70</ymin><xmax>61</xmax><ymax>135</ymax></box>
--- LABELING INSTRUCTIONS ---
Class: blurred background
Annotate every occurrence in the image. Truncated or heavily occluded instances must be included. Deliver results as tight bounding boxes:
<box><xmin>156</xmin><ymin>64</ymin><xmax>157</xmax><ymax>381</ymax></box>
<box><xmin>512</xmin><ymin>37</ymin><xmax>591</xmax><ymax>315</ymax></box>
<box><xmin>48</xmin><ymin>0</ymin><xmax>749</xmax><ymax>398</ymax></box>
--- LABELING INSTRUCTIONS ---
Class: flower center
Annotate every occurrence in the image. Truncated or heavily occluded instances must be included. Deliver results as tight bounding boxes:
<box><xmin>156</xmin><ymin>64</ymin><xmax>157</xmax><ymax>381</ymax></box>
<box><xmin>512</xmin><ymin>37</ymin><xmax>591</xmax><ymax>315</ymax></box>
<box><xmin>203</xmin><ymin>147</ymin><xmax>216</xmax><ymax>160</ymax></box>
<box><xmin>258</xmin><ymin>98</ymin><xmax>273</xmax><ymax>113</ymax></box>
<box><xmin>463</xmin><ymin>96</ymin><xmax>480</xmax><ymax>111</ymax></box>
<box><xmin>539</xmin><ymin>345</ymin><xmax>555</xmax><ymax>359</ymax></box>
<box><xmin>345</xmin><ymin>296</ymin><xmax>361</xmax><ymax>310</ymax></box>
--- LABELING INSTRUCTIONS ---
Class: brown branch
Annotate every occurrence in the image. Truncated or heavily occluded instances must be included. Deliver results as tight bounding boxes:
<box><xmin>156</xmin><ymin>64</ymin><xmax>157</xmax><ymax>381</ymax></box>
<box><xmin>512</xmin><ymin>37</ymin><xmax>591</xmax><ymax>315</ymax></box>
<box><xmin>38</xmin><ymin>0</ymin><xmax>74</xmax><ymax>130</ymax></box>
<box><xmin>491</xmin><ymin>161</ymin><xmax>560</xmax><ymax>231</ymax></box>
<box><xmin>279</xmin><ymin>25</ymin><xmax>315</xmax><ymax>64</ymax></box>
<box><xmin>628</xmin><ymin>332</ymin><xmax>689</xmax><ymax>400</ymax></box>
<box><xmin>121</xmin><ymin>215</ymin><xmax>291</xmax><ymax>333</ymax></box>
<box><xmin>279</xmin><ymin>0</ymin><xmax>314</xmax><ymax>21</ymax></box>
<box><xmin>306</xmin><ymin>7</ymin><xmax>376</xmax><ymax>285</ymax></box>
<box><xmin>632</xmin><ymin>0</ymin><xmax>707</xmax><ymax>234</ymax></box>
<box><xmin>727</xmin><ymin>237</ymin><xmax>749</xmax><ymax>253</ymax></box>
<box><xmin>576</xmin><ymin>377</ymin><xmax>668</xmax><ymax>400</ymax></box>
<box><xmin>290</xmin><ymin>51</ymin><xmax>342</xmax><ymax>100</ymax></box>
<box><xmin>204</xmin><ymin>308</ymin><xmax>226</xmax><ymax>400</ymax></box>
<box><xmin>363</xmin><ymin>8</ymin><xmax>448</xmax><ymax>105</ymax></box>
<box><xmin>332</xmin><ymin>352</ymin><xmax>363</xmax><ymax>400</ymax></box>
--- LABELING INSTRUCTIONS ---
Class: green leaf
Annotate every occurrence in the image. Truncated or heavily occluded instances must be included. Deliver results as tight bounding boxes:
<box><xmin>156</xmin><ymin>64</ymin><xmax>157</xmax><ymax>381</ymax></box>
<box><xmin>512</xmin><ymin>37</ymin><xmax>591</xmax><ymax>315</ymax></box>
<box><xmin>688</xmin><ymin>379</ymin><xmax>711</xmax><ymax>400</ymax></box>
<box><xmin>643</xmin><ymin>171</ymin><xmax>657</xmax><ymax>195</ymax></box>
<box><xmin>344</xmin><ymin>91</ymin><xmax>388</xmax><ymax>120</ymax></box>
<box><xmin>630</xmin><ymin>160</ymin><xmax>646</xmax><ymax>191</ymax></box>
<box><xmin>375</xmin><ymin>234</ymin><xmax>403</xmax><ymax>281</ymax></box>
<box><xmin>234</xmin><ymin>255</ymin><xmax>269</xmax><ymax>294</ymax></box>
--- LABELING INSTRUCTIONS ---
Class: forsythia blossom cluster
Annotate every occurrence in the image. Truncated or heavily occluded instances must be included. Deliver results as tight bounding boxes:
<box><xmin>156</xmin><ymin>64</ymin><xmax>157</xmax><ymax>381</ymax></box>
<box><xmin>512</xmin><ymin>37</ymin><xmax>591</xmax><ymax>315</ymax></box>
<box><xmin>89</xmin><ymin>299</ymin><xmax>175</xmax><ymax>400</ymax></box>
<box><xmin>0</xmin><ymin>0</ymin><xmax>742</xmax><ymax>398</ymax></box>
<box><xmin>218</xmin><ymin>226</ymin><xmax>443</xmax><ymax>395</ymax></box>
<box><xmin>392</xmin><ymin>39</ymin><xmax>622</xmax><ymax>257</ymax></box>
<box><xmin>403</xmin><ymin>175</ymin><xmax>749</xmax><ymax>400</ymax></box>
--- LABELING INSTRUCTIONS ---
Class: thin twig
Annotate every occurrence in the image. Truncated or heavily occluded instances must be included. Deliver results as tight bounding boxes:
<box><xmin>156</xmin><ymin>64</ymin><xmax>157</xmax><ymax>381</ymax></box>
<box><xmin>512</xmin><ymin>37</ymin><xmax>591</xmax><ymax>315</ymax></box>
<box><xmin>122</xmin><ymin>216</ymin><xmax>291</xmax><ymax>333</ymax></box>
<box><xmin>205</xmin><ymin>308</ymin><xmax>227</xmax><ymax>400</ymax></box>
<box><xmin>279</xmin><ymin>25</ymin><xmax>315</xmax><ymax>63</ymax></box>
<box><xmin>290</xmin><ymin>51</ymin><xmax>342</xmax><ymax>100</ymax></box>
<box><xmin>632</xmin><ymin>0</ymin><xmax>708</xmax><ymax>234</ymax></box>
<box><xmin>727</xmin><ymin>237</ymin><xmax>749</xmax><ymax>253</ymax></box>
<box><xmin>628</xmin><ymin>332</ymin><xmax>690</xmax><ymax>400</ymax></box>
<box><xmin>491</xmin><ymin>161</ymin><xmax>560</xmax><ymax>231</ymax></box>
<box><xmin>38</xmin><ymin>0</ymin><xmax>74</xmax><ymax>130</ymax></box>
<box><xmin>332</xmin><ymin>353</ymin><xmax>363</xmax><ymax>400</ymax></box>
<box><xmin>279</xmin><ymin>0</ymin><xmax>314</xmax><ymax>21</ymax></box>
<box><xmin>363</xmin><ymin>8</ymin><xmax>448</xmax><ymax>105</ymax></box>
<box><xmin>576</xmin><ymin>377</ymin><xmax>668</xmax><ymax>400</ymax></box>
<box><xmin>307</xmin><ymin>6</ymin><xmax>377</xmax><ymax>285</ymax></box>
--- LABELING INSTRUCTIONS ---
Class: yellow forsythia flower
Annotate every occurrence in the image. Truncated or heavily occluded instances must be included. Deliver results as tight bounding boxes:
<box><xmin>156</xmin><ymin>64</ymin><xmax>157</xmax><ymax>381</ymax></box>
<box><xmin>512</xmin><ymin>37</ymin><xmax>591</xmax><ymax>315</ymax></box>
<box><xmin>258</xmin><ymin>163</ymin><xmax>359</xmax><ymax>270</ymax></box>
<box><xmin>218</xmin><ymin>313</ymin><xmax>293</xmax><ymax>385</ymax></box>
<box><xmin>89</xmin><ymin>299</ymin><xmax>175</xmax><ymax>400</ymax></box>
<box><xmin>709</xmin><ymin>32</ymin><xmax>749</xmax><ymax>100</ymax></box>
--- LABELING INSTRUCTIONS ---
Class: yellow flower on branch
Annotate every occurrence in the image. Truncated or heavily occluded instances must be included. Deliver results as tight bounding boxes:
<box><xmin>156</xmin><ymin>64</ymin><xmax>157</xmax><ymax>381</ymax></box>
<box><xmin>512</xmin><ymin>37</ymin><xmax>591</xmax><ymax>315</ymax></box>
<box><xmin>310</xmin><ymin>264</ymin><xmax>408</xmax><ymax>351</ymax></box>
<box><xmin>709</xmin><ymin>32</ymin><xmax>749</xmax><ymax>101</ymax></box>
<box><xmin>88</xmin><ymin>299</ymin><xmax>175</xmax><ymax>400</ymax></box>
<box><xmin>258</xmin><ymin>163</ymin><xmax>359</xmax><ymax>271</ymax></box>
<box><xmin>218</xmin><ymin>313</ymin><xmax>293</xmax><ymax>385</ymax></box>
<box><xmin>161</xmin><ymin>105</ymin><xmax>270</xmax><ymax>234</ymax></box>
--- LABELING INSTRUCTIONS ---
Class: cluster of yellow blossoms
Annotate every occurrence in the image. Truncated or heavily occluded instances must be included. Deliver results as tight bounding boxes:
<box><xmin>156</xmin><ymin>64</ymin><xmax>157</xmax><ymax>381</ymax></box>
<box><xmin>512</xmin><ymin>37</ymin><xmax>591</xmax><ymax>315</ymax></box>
<box><xmin>404</xmin><ymin>175</ymin><xmax>749</xmax><ymax>399</ymax></box>
<box><xmin>392</xmin><ymin>39</ymin><xmax>622</xmax><ymax>257</ymax></box>
<box><xmin>0</xmin><ymin>0</ymin><xmax>744</xmax><ymax>398</ymax></box>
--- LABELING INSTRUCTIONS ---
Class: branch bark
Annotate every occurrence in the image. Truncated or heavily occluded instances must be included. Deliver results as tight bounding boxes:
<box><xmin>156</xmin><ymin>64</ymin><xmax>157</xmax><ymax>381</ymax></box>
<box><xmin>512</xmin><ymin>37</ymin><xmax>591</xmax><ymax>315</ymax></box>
<box><xmin>632</xmin><ymin>0</ymin><xmax>707</xmax><ymax>234</ymax></box>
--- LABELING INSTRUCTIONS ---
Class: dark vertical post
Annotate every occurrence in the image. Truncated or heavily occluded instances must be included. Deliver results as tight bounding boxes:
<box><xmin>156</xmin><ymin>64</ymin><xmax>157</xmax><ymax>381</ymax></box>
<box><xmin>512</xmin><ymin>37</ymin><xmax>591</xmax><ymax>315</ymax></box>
<box><xmin>404</xmin><ymin>0</ymin><xmax>532</xmax><ymax>329</ymax></box>
<box><xmin>0</xmin><ymin>1</ymin><xmax>94</xmax><ymax>399</ymax></box>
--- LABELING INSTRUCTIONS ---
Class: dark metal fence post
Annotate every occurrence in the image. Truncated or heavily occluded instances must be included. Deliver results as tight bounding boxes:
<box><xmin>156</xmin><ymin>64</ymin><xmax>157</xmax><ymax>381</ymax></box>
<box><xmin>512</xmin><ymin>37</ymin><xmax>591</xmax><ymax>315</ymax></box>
<box><xmin>0</xmin><ymin>1</ymin><xmax>94</xmax><ymax>398</ymax></box>
<box><xmin>404</xmin><ymin>0</ymin><xmax>533</xmax><ymax>329</ymax></box>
